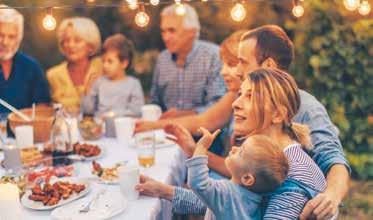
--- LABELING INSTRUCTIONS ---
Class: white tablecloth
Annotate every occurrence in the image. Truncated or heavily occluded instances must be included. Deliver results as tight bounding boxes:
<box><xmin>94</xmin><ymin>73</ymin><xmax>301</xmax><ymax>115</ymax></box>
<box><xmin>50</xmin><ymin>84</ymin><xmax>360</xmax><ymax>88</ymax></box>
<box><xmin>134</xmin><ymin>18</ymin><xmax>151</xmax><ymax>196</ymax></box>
<box><xmin>0</xmin><ymin>137</ymin><xmax>187</xmax><ymax>220</ymax></box>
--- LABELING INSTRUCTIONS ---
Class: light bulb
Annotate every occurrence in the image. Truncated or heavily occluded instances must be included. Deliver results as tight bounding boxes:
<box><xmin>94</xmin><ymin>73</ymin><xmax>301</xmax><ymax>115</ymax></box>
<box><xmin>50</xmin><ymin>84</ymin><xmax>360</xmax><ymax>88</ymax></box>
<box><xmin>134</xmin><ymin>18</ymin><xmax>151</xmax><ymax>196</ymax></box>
<box><xmin>176</xmin><ymin>3</ymin><xmax>186</xmax><ymax>16</ymax></box>
<box><xmin>43</xmin><ymin>14</ymin><xmax>56</xmax><ymax>31</ymax></box>
<box><xmin>202</xmin><ymin>0</ymin><xmax>208</xmax><ymax>2</ymax></box>
<box><xmin>292</xmin><ymin>5</ymin><xmax>304</xmax><ymax>18</ymax></box>
<box><xmin>135</xmin><ymin>11</ymin><xmax>150</xmax><ymax>27</ymax></box>
<box><xmin>175</xmin><ymin>0</ymin><xmax>181</xmax><ymax>4</ymax></box>
<box><xmin>86</xmin><ymin>0</ymin><xmax>95</xmax><ymax>3</ymax></box>
<box><xmin>343</xmin><ymin>0</ymin><xmax>360</xmax><ymax>11</ymax></box>
<box><xmin>129</xmin><ymin>2</ymin><xmax>138</xmax><ymax>10</ymax></box>
<box><xmin>358</xmin><ymin>1</ymin><xmax>371</xmax><ymax>15</ymax></box>
<box><xmin>150</xmin><ymin>0</ymin><xmax>160</xmax><ymax>6</ymax></box>
<box><xmin>230</xmin><ymin>3</ymin><xmax>246</xmax><ymax>22</ymax></box>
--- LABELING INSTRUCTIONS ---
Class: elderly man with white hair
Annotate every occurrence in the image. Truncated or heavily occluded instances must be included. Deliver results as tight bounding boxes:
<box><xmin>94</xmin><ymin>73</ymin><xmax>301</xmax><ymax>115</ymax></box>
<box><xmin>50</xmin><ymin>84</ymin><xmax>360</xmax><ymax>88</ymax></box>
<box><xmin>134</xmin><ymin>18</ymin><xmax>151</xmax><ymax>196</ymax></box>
<box><xmin>150</xmin><ymin>4</ymin><xmax>225</xmax><ymax>119</ymax></box>
<box><xmin>0</xmin><ymin>5</ymin><xmax>50</xmax><ymax>115</ymax></box>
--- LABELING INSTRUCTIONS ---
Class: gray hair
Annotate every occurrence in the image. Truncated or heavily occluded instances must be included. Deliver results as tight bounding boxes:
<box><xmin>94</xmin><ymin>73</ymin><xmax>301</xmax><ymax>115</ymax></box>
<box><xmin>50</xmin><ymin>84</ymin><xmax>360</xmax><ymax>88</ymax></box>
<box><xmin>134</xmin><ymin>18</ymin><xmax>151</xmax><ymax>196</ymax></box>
<box><xmin>161</xmin><ymin>3</ymin><xmax>200</xmax><ymax>38</ymax></box>
<box><xmin>0</xmin><ymin>4</ymin><xmax>24</xmax><ymax>42</ymax></box>
<box><xmin>57</xmin><ymin>17</ymin><xmax>101</xmax><ymax>56</ymax></box>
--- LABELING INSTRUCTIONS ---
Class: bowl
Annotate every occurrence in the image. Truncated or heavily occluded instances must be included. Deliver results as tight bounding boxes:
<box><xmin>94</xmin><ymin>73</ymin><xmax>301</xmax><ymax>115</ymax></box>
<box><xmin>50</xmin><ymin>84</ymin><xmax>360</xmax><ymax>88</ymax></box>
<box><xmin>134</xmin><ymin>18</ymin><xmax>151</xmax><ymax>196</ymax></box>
<box><xmin>78</xmin><ymin>117</ymin><xmax>103</xmax><ymax>140</ymax></box>
<box><xmin>8</xmin><ymin>106</ymin><xmax>54</xmax><ymax>143</ymax></box>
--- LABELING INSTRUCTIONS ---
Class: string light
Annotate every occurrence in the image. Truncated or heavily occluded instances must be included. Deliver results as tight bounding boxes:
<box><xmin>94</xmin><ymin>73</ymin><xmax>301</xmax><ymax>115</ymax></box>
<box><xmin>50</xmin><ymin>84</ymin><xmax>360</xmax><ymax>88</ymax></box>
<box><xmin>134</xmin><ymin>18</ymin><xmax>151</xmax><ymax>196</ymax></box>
<box><xmin>358</xmin><ymin>0</ymin><xmax>371</xmax><ymax>15</ymax></box>
<box><xmin>42</xmin><ymin>7</ymin><xmax>56</xmax><ymax>31</ymax></box>
<box><xmin>175</xmin><ymin>0</ymin><xmax>181</xmax><ymax>4</ymax></box>
<box><xmin>230</xmin><ymin>3</ymin><xmax>246</xmax><ymax>22</ymax></box>
<box><xmin>202</xmin><ymin>0</ymin><xmax>208</xmax><ymax>2</ymax></box>
<box><xmin>128</xmin><ymin>0</ymin><xmax>138</xmax><ymax>10</ymax></box>
<box><xmin>150</xmin><ymin>0</ymin><xmax>160</xmax><ymax>6</ymax></box>
<box><xmin>86</xmin><ymin>0</ymin><xmax>95</xmax><ymax>3</ymax></box>
<box><xmin>135</xmin><ymin>4</ymin><xmax>150</xmax><ymax>27</ymax></box>
<box><xmin>343</xmin><ymin>0</ymin><xmax>360</xmax><ymax>11</ymax></box>
<box><xmin>292</xmin><ymin>5</ymin><xmax>304</xmax><ymax>17</ymax></box>
<box><xmin>175</xmin><ymin>3</ymin><xmax>186</xmax><ymax>16</ymax></box>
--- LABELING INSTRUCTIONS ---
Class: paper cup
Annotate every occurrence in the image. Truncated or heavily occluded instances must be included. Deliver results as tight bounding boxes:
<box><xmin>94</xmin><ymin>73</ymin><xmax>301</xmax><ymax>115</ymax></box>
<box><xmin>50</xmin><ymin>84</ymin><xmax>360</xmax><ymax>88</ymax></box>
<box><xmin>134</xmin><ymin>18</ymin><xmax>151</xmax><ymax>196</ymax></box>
<box><xmin>114</xmin><ymin>117</ymin><xmax>135</xmax><ymax>145</ymax></box>
<box><xmin>118</xmin><ymin>164</ymin><xmax>140</xmax><ymax>201</ymax></box>
<box><xmin>141</xmin><ymin>105</ymin><xmax>162</xmax><ymax>121</ymax></box>
<box><xmin>15</xmin><ymin>125</ymin><xmax>33</xmax><ymax>148</ymax></box>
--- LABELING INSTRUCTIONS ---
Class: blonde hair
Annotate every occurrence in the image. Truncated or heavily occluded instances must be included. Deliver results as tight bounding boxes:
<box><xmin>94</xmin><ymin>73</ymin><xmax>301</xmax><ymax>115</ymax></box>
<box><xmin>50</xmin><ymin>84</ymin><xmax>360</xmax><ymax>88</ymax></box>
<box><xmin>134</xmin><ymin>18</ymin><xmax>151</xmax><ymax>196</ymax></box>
<box><xmin>247</xmin><ymin>68</ymin><xmax>312</xmax><ymax>149</ymax></box>
<box><xmin>243</xmin><ymin>135</ymin><xmax>288</xmax><ymax>193</ymax></box>
<box><xmin>161</xmin><ymin>3</ymin><xmax>200</xmax><ymax>38</ymax></box>
<box><xmin>220</xmin><ymin>30</ymin><xmax>248</xmax><ymax>67</ymax></box>
<box><xmin>0</xmin><ymin>4</ymin><xmax>24</xmax><ymax>42</ymax></box>
<box><xmin>57</xmin><ymin>17</ymin><xmax>101</xmax><ymax>56</ymax></box>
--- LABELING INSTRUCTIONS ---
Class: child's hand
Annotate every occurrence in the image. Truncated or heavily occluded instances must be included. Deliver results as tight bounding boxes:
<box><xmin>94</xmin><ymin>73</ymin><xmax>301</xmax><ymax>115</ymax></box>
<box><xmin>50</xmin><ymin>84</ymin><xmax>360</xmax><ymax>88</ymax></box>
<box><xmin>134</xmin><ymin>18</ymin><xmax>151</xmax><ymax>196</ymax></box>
<box><xmin>194</xmin><ymin>127</ymin><xmax>221</xmax><ymax>156</ymax></box>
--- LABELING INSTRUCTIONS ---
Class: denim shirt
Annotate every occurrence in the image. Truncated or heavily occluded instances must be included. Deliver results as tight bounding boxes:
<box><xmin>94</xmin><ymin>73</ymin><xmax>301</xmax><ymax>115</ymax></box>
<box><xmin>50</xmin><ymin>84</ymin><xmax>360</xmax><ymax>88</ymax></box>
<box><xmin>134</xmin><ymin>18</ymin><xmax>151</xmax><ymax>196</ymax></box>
<box><xmin>295</xmin><ymin>90</ymin><xmax>351</xmax><ymax>175</ymax></box>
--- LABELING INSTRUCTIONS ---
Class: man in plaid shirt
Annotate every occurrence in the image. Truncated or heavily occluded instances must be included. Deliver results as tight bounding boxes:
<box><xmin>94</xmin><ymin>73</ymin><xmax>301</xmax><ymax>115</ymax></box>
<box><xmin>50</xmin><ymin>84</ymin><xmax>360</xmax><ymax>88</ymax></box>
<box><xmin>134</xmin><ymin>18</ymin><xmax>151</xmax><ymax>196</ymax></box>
<box><xmin>150</xmin><ymin>4</ymin><xmax>226</xmax><ymax>119</ymax></box>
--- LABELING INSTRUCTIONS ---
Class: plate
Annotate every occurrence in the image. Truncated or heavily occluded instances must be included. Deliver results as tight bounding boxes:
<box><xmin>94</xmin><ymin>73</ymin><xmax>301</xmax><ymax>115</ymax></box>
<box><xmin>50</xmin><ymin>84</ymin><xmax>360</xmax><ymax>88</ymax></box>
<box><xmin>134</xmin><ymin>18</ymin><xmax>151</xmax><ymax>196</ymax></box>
<box><xmin>51</xmin><ymin>190</ymin><xmax>127</xmax><ymax>220</ymax></box>
<box><xmin>91</xmin><ymin>161</ymin><xmax>127</xmax><ymax>185</ymax></box>
<box><xmin>21</xmin><ymin>177</ymin><xmax>90</xmax><ymax>211</ymax></box>
<box><xmin>72</xmin><ymin>143</ymin><xmax>104</xmax><ymax>161</ymax></box>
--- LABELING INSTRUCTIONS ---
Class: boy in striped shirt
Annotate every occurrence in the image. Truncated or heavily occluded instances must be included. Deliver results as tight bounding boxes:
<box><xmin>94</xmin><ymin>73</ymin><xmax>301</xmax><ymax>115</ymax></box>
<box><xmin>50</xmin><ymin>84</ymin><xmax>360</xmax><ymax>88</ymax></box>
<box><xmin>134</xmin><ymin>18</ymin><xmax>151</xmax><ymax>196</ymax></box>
<box><xmin>186</xmin><ymin>128</ymin><xmax>289</xmax><ymax>220</ymax></box>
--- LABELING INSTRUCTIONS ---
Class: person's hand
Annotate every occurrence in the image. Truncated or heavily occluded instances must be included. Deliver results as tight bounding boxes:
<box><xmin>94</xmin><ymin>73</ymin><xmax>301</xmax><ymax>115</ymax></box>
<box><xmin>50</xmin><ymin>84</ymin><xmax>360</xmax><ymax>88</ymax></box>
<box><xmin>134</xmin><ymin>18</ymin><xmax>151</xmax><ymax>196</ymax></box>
<box><xmin>300</xmin><ymin>191</ymin><xmax>340</xmax><ymax>220</ymax></box>
<box><xmin>222</xmin><ymin>72</ymin><xmax>242</xmax><ymax>93</ymax></box>
<box><xmin>194</xmin><ymin>127</ymin><xmax>221</xmax><ymax>156</ymax></box>
<box><xmin>160</xmin><ymin>108</ymin><xmax>197</xmax><ymax>119</ymax></box>
<box><xmin>135</xmin><ymin>120</ymin><xmax>158</xmax><ymax>133</ymax></box>
<box><xmin>135</xmin><ymin>175</ymin><xmax>174</xmax><ymax>200</ymax></box>
<box><xmin>164</xmin><ymin>124</ymin><xmax>196</xmax><ymax>157</ymax></box>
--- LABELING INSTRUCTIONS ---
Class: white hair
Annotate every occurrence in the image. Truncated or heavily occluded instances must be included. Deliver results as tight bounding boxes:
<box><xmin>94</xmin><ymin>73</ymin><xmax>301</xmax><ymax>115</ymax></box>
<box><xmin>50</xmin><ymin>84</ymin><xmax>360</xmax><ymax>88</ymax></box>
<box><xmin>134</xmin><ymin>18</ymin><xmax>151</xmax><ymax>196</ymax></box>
<box><xmin>57</xmin><ymin>17</ymin><xmax>101</xmax><ymax>56</ymax></box>
<box><xmin>0</xmin><ymin>4</ymin><xmax>24</xmax><ymax>42</ymax></box>
<box><xmin>161</xmin><ymin>3</ymin><xmax>200</xmax><ymax>38</ymax></box>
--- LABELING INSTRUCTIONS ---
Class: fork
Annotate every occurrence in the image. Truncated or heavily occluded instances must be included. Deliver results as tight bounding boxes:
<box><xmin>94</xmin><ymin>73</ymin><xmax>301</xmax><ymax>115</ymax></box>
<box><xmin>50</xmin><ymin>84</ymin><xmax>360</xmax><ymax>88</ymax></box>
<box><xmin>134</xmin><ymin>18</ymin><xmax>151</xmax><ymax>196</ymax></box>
<box><xmin>79</xmin><ymin>189</ymin><xmax>106</xmax><ymax>213</ymax></box>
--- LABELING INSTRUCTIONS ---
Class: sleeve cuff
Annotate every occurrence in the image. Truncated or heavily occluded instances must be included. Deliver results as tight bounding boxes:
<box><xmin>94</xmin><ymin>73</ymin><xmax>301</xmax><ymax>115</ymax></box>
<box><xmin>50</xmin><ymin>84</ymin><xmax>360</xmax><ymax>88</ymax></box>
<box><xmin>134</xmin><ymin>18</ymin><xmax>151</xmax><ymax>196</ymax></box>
<box><xmin>186</xmin><ymin>156</ymin><xmax>208</xmax><ymax>168</ymax></box>
<box><xmin>320</xmin><ymin>159</ymin><xmax>351</xmax><ymax>176</ymax></box>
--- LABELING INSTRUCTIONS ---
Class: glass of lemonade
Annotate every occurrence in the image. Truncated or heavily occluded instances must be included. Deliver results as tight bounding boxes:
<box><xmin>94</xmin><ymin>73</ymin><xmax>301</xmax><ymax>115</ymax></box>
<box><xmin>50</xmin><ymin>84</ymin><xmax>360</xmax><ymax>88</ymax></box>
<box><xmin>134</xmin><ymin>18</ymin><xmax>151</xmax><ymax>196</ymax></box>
<box><xmin>135</xmin><ymin>131</ymin><xmax>155</xmax><ymax>168</ymax></box>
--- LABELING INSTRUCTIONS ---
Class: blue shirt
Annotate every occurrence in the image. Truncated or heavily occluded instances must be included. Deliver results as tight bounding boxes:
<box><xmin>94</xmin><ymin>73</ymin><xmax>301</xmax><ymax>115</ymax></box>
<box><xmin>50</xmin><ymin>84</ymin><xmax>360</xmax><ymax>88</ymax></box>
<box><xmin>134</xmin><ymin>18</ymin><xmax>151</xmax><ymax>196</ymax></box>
<box><xmin>294</xmin><ymin>90</ymin><xmax>350</xmax><ymax>175</ymax></box>
<box><xmin>0</xmin><ymin>52</ymin><xmax>50</xmax><ymax>113</ymax></box>
<box><xmin>150</xmin><ymin>40</ymin><xmax>226</xmax><ymax>113</ymax></box>
<box><xmin>186</xmin><ymin>156</ymin><xmax>262</xmax><ymax>220</ymax></box>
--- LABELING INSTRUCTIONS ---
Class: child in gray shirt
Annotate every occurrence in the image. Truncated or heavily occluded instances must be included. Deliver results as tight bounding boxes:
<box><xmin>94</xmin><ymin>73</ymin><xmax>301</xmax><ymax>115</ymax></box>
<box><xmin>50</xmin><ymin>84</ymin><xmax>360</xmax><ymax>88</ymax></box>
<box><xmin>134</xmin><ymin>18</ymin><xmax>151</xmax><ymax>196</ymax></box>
<box><xmin>82</xmin><ymin>34</ymin><xmax>144</xmax><ymax>117</ymax></box>
<box><xmin>186</xmin><ymin>128</ymin><xmax>289</xmax><ymax>220</ymax></box>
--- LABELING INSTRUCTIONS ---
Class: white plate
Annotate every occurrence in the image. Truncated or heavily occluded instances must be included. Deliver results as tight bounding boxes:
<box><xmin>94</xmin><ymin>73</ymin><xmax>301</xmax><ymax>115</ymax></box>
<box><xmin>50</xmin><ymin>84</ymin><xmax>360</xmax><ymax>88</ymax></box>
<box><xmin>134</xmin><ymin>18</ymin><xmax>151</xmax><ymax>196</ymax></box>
<box><xmin>73</xmin><ymin>144</ymin><xmax>105</xmax><ymax>161</ymax></box>
<box><xmin>51</xmin><ymin>190</ymin><xmax>127</xmax><ymax>220</ymax></box>
<box><xmin>91</xmin><ymin>161</ymin><xmax>128</xmax><ymax>185</ymax></box>
<box><xmin>21</xmin><ymin>177</ymin><xmax>90</xmax><ymax>211</ymax></box>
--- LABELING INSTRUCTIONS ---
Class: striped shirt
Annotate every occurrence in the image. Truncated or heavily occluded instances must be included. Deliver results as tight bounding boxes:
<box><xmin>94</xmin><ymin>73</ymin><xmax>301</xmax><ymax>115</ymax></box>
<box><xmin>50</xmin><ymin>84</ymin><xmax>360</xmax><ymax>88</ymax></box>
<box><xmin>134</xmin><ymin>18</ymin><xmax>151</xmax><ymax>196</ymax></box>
<box><xmin>263</xmin><ymin>143</ymin><xmax>327</xmax><ymax>219</ymax></box>
<box><xmin>172</xmin><ymin>143</ymin><xmax>327</xmax><ymax>219</ymax></box>
<box><xmin>150</xmin><ymin>40</ymin><xmax>226</xmax><ymax>113</ymax></box>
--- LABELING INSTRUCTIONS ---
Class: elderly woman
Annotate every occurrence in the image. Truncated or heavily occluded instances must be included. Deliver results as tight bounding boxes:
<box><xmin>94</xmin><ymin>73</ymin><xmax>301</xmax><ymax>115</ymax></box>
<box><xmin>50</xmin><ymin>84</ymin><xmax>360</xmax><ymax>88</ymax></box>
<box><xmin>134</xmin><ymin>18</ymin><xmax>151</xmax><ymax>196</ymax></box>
<box><xmin>47</xmin><ymin>17</ymin><xmax>102</xmax><ymax>113</ymax></box>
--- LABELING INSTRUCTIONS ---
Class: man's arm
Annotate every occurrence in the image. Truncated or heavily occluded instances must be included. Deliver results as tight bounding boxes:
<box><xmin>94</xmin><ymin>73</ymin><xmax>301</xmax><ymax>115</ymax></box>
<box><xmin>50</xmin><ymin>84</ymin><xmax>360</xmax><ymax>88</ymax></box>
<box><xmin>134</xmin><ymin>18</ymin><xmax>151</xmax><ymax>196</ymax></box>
<box><xmin>136</xmin><ymin>91</ymin><xmax>235</xmax><ymax>135</ymax></box>
<box><xmin>297</xmin><ymin>96</ymin><xmax>350</xmax><ymax>219</ymax></box>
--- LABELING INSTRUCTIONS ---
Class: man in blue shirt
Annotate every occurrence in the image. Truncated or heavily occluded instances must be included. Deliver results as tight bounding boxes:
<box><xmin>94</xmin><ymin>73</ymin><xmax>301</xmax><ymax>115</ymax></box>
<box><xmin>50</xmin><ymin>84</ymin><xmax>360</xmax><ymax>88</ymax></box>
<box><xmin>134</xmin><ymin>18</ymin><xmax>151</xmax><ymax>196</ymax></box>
<box><xmin>0</xmin><ymin>5</ymin><xmax>50</xmax><ymax>115</ymax></box>
<box><xmin>150</xmin><ymin>3</ymin><xmax>225</xmax><ymax>119</ymax></box>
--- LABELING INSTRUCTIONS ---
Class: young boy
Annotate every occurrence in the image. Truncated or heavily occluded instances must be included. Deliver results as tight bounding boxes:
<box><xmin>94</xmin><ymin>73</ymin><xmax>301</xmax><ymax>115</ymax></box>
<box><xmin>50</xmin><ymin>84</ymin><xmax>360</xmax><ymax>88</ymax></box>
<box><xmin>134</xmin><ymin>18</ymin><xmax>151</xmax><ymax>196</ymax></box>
<box><xmin>186</xmin><ymin>127</ymin><xmax>289</xmax><ymax>220</ymax></box>
<box><xmin>82</xmin><ymin>34</ymin><xmax>144</xmax><ymax>117</ymax></box>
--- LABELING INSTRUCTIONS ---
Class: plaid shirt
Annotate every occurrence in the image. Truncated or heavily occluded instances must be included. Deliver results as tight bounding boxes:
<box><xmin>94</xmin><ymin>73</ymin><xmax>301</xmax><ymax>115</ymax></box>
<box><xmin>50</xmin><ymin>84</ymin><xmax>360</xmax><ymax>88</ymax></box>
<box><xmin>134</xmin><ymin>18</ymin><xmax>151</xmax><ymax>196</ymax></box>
<box><xmin>150</xmin><ymin>40</ymin><xmax>226</xmax><ymax>113</ymax></box>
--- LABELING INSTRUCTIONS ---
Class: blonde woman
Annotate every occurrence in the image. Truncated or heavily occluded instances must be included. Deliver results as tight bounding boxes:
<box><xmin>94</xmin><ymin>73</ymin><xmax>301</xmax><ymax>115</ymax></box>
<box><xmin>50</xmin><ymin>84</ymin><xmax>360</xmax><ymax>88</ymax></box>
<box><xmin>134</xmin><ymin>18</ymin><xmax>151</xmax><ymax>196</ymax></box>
<box><xmin>47</xmin><ymin>17</ymin><xmax>102</xmax><ymax>113</ymax></box>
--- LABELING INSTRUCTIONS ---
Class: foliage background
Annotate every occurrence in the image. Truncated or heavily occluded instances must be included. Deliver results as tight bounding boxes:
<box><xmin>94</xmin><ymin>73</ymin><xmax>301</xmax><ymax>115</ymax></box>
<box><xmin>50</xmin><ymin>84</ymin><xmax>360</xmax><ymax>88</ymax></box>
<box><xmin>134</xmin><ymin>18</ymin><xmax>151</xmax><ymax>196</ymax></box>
<box><xmin>3</xmin><ymin>0</ymin><xmax>372</xmax><ymax>179</ymax></box>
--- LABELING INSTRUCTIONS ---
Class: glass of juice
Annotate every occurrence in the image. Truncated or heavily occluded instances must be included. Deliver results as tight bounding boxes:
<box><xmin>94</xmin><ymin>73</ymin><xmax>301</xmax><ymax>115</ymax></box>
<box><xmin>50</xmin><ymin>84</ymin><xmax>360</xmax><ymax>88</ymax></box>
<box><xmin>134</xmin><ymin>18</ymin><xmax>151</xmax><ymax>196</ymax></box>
<box><xmin>135</xmin><ymin>131</ymin><xmax>155</xmax><ymax>168</ymax></box>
